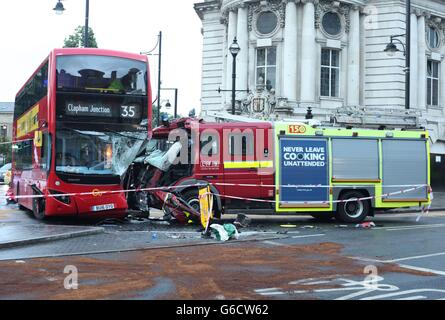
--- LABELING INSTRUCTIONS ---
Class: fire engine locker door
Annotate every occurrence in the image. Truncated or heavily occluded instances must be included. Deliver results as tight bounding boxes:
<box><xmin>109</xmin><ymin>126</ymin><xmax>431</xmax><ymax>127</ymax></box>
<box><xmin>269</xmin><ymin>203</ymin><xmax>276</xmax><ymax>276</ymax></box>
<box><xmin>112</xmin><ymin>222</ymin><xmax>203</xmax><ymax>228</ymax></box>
<box><xmin>223</xmin><ymin>129</ymin><xmax>261</xmax><ymax>200</ymax></box>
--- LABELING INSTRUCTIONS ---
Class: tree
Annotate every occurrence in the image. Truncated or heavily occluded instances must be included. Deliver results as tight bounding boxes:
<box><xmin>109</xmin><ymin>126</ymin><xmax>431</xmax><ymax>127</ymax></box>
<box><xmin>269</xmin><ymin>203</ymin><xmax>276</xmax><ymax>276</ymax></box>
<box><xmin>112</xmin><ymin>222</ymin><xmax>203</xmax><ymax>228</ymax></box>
<box><xmin>63</xmin><ymin>26</ymin><xmax>98</xmax><ymax>48</ymax></box>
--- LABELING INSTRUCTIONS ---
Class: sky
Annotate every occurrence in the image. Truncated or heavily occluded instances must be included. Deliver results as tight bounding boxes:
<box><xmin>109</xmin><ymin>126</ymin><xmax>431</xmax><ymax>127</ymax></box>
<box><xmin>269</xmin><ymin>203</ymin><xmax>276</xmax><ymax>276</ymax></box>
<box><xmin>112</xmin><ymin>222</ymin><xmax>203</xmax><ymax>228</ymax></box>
<box><xmin>0</xmin><ymin>0</ymin><xmax>203</xmax><ymax>116</ymax></box>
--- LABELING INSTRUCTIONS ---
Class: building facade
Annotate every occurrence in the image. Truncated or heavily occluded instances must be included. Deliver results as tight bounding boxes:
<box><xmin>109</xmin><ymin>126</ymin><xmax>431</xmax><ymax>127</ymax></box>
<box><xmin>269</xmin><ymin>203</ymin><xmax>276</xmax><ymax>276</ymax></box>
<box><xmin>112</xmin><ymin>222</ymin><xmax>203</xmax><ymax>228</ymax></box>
<box><xmin>194</xmin><ymin>0</ymin><xmax>445</xmax><ymax>156</ymax></box>
<box><xmin>0</xmin><ymin>102</ymin><xmax>13</xmax><ymax>140</ymax></box>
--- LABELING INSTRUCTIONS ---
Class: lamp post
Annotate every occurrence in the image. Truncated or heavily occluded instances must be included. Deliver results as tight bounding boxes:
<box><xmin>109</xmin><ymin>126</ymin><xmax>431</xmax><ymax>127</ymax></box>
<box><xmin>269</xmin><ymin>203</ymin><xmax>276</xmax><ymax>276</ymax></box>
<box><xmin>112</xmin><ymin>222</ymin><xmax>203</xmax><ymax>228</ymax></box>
<box><xmin>141</xmin><ymin>31</ymin><xmax>163</xmax><ymax>127</ymax></box>
<box><xmin>54</xmin><ymin>0</ymin><xmax>90</xmax><ymax>48</ymax></box>
<box><xmin>384</xmin><ymin>0</ymin><xmax>411</xmax><ymax>110</ymax></box>
<box><xmin>161</xmin><ymin>88</ymin><xmax>178</xmax><ymax>118</ymax></box>
<box><xmin>229</xmin><ymin>37</ymin><xmax>241</xmax><ymax>115</ymax></box>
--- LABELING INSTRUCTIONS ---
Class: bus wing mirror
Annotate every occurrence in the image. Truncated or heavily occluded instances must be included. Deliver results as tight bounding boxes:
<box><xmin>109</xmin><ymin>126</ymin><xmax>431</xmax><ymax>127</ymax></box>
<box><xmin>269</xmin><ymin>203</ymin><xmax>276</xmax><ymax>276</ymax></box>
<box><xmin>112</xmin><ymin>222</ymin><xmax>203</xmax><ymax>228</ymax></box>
<box><xmin>34</xmin><ymin>131</ymin><xmax>43</xmax><ymax>148</ymax></box>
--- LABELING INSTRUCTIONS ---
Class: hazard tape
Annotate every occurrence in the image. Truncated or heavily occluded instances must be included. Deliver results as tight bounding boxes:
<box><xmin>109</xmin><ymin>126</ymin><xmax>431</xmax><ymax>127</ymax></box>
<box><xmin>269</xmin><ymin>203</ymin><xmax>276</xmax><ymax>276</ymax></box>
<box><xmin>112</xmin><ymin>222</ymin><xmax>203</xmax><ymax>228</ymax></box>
<box><xmin>1</xmin><ymin>183</ymin><xmax>430</xmax><ymax>201</ymax></box>
<box><xmin>1</xmin><ymin>183</ymin><xmax>204</xmax><ymax>200</ymax></box>
<box><xmin>200</xmin><ymin>185</ymin><xmax>430</xmax><ymax>206</ymax></box>
<box><xmin>2</xmin><ymin>181</ymin><xmax>433</xmax><ymax>222</ymax></box>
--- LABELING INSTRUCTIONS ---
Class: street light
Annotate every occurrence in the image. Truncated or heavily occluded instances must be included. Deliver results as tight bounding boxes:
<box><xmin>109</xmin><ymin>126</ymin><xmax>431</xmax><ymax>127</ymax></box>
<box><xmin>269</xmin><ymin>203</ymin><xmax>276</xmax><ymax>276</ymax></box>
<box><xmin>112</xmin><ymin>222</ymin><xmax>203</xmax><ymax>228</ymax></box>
<box><xmin>383</xmin><ymin>0</ymin><xmax>411</xmax><ymax>110</ymax></box>
<box><xmin>53</xmin><ymin>0</ymin><xmax>65</xmax><ymax>15</ymax></box>
<box><xmin>229</xmin><ymin>37</ymin><xmax>241</xmax><ymax>115</ymax></box>
<box><xmin>161</xmin><ymin>87</ymin><xmax>178</xmax><ymax>118</ymax></box>
<box><xmin>384</xmin><ymin>35</ymin><xmax>405</xmax><ymax>57</ymax></box>
<box><xmin>54</xmin><ymin>0</ymin><xmax>90</xmax><ymax>48</ymax></box>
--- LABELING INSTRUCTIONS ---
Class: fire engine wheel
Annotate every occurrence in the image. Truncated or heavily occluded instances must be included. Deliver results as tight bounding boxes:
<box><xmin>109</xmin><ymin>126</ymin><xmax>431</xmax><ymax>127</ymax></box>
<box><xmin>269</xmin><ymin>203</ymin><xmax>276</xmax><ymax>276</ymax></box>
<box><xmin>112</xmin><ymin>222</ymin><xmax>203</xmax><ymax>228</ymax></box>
<box><xmin>335</xmin><ymin>191</ymin><xmax>370</xmax><ymax>223</ymax></box>
<box><xmin>32</xmin><ymin>196</ymin><xmax>46</xmax><ymax>220</ymax></box>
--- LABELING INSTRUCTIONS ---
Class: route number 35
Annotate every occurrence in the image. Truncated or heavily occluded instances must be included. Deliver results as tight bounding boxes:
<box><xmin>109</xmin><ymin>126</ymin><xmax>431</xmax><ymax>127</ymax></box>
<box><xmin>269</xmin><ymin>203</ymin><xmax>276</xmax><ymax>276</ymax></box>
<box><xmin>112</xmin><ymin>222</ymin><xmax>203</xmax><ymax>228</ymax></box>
<box><xmin>121</xmin><ymin>105</ymin><xmax>136</xmax><ymax>118</ymax></box>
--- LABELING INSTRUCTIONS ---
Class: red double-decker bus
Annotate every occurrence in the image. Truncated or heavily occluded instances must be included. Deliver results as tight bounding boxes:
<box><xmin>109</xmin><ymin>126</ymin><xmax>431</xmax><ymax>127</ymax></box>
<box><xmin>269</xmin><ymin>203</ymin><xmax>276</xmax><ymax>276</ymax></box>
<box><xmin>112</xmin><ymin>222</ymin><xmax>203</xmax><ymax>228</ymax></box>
<box><xmin>11</xmin><ymin>48</ymin><xmax>152</xmax><ymax>219</ymax></box>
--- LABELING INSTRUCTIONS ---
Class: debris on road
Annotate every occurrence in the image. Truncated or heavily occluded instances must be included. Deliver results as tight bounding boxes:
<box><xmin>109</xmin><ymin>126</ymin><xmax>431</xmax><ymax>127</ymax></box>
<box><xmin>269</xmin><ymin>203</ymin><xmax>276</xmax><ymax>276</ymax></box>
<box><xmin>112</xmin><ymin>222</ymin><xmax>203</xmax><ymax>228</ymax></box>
<box><xmin>280</xmin><ymin>224</ymin><xmax>297</xmax><ymax>228</ymax></box>
<box><xmin>355</xmin><ymin>222</ymin><xmax>376</xmax><ymax>229</ymax></box>
<box><xmin>301</xmin><ymin>225</ymin><xmax>317</xmax><ymax>229</ymax></box>
<box><xmin>210</xmin><ymin>224</ymin><xmax>239</xmax><ymax>242</ymax></box>
<box><xmin>233</xmin><ymin>214</ymin><xmax>251</xmax><ymax>228</ymax></box>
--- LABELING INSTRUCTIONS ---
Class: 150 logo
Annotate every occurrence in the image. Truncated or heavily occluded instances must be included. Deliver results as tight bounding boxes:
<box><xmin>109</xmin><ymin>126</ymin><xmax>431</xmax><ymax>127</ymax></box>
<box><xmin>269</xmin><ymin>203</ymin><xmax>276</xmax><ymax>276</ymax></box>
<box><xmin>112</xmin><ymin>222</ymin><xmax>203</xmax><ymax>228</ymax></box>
<box><xmin>288</xmin><ymin>125</ymin><xmax>306</xmax><ymax>134</ymax></box>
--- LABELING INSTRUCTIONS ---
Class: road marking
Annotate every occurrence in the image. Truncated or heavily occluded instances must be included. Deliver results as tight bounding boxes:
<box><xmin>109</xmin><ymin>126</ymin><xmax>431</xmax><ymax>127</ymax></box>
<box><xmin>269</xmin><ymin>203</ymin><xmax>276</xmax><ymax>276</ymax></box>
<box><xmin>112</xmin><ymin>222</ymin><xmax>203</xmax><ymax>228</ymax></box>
<box><xmin>254</xmin><ymin>288</ymin><xmax>280</xmax><ymax>293</ymax></box>
<box><xmin>302</xmin><ymin>280</ymin><xmax>331</xmax><ymax>285</ymax></box>
<box><xmin>291</xmin><ymin>234</ymin><xmax>325</xmax><ymax>239</ymax></box>
<box><xmin>361</xmin><ymin>289</ymin><xmax>445</xmax><ymax>300</ymax></box>
<box><xmin>385</xmin><ymin>252</ymin><xmax>445</xmax><ymax>263</ymax></box>
<box><xmin>397</xmin><ymin>264</ymin><xmax>445</xmax><ymax>276</ymax></box>
<box><xmin>382</xmin><ymin>224</ymin><xmax>445</xmax><ymax>232</ymax></box>
<box><xmin>395</xmin><ymin>296</ymin><xmax>426</xmax><ymax>300</ymax></box>
<box><xmin>263</xmin><ymin>240</ymin><xmax>287</xmax><ymax>247</ymax></box>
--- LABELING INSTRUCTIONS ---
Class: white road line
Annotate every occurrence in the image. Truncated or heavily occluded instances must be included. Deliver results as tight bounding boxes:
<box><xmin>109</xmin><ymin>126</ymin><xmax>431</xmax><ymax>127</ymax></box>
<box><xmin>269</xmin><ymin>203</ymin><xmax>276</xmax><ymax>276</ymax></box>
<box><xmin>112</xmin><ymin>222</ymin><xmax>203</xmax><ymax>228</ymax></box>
<box><xmin>395</xmin><ymin>296</ymin><xmax>426</xmax><ymax>300</ymax></box>
<box><xmin>263</xmin><ymin>241</ymin><xmax>287</xmax><ymax>247</ymax></box>
<box><xmin>361</xmin><ymin>289</ymin><xmax>445</xmax><ymax>300</ymax></box>
<box><xmin>397</xmin><ymin>264</ymin><xmax>445</xmax><ymax>276</ymax></box>
<box><xmin>303</xmin><ymin>280</ymin><xmax>332</xmax><ymax>285</ymax></box>
<box><xmin>386</xmin><ymin>252</ymin><xmax>445</xmax><ymax>263</ymax></box>
<box><xmin>291</xmin><ymin>234</ymin><xmax>325</xmax><ymax>239</ymax></box>
<box><xmin>383</xmin><ymin>224</ymin><xmax>445</xmax><ymax>232</ymax></box>
<box><xmin>254</xmin><ymin>288</ymin><xmax>281</xmax><ymax>293</ymax></box>
<box><xmin>258</xmin><ymin>292</ymin><xmax>285</xmax><ymax>296</ymax></box>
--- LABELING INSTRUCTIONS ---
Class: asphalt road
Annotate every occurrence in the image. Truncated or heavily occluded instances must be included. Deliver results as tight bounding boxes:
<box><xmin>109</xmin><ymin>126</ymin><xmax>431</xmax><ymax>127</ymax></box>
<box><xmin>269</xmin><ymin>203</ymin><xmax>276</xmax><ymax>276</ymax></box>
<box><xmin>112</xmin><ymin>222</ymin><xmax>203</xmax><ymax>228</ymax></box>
<box><xmin>1</xmin><ymin>184</ymin><xmax>445</xmax><ymax>300</ymax></box>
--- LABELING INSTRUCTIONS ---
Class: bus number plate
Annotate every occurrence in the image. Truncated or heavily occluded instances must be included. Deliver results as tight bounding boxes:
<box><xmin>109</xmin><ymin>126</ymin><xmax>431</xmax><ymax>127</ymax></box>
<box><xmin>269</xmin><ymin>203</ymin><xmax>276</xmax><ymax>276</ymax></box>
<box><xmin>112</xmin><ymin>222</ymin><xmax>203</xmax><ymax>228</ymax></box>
<box><xmin>91</xmin><ymin>204</ymin><xmax>115</xmax><ymax>212</ymax></box>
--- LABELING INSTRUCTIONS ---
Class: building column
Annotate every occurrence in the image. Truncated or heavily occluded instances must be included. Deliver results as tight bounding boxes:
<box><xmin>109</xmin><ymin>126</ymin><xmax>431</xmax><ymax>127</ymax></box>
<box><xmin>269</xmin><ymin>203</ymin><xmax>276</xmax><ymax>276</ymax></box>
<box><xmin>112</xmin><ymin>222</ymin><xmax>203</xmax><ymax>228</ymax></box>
<box><xmin>410</xmin><ymin>12</ymin><xmax>418</xmax><ymax>109</ymax></box>
<box><xmin>347</xmin><ymin>7</ymin><xmax>360</xmax><ymax>106</ymax></box>
<box><xmin>226</xmin><ymin>9</ymin><xmax>238</xmax><ymax>103</ymax></box>
<box><xmin>417</xmin><ymin>14</ymin><xmax>427</xmax><ymax>110</ymax></box>
<box><xmin>300</xmin><ymin>0</ymin><xmax>316</xmax><ymax>103</ymax></box>
<box><xmin>236</xmin><ymin>5</ymin><xmax>249</xmax><ymax>95</ymax></box>
<box><xmin>440</xmin><ymin>57</ymin><xmax>445</xmax><ymax>112</ymax></box>
<box><xmin>283</xmin><ymin>0</ymin><xmax>298</xmax><ymax>102</ymax></box>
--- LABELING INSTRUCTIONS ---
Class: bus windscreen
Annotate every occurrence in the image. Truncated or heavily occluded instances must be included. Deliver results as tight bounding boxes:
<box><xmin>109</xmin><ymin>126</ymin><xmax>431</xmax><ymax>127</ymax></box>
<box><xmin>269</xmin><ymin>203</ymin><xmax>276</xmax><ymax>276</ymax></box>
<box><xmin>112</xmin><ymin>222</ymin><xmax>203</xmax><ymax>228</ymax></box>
<box><xmin>56</xmin><ymin>55</ymin><xmax>147</xmax><ymax>96</ymax></box>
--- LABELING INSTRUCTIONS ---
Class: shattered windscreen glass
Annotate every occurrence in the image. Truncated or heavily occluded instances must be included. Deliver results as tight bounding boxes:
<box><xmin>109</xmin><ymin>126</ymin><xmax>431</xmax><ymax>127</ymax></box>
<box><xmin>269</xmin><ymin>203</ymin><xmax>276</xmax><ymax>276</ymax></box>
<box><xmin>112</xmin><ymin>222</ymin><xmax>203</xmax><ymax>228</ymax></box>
<box><xmin>56</xmin><ymin>128</ymin><xmax>146</xmax><ymax>176</ymax></box>
<box><xmin>143</xmin><ymin>139</ymin><xmax>182</xmax><ymax>172</ymax></box>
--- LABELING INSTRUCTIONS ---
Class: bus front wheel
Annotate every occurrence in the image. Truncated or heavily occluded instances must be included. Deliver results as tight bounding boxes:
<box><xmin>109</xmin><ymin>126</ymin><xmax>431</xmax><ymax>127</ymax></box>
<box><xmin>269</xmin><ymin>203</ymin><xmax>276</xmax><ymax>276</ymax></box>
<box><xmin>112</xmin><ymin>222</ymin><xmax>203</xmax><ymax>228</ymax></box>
<box><xmin>32</xmin><ymin>197</ymin><xmax>46</xmax><ymax>220</ymax></box>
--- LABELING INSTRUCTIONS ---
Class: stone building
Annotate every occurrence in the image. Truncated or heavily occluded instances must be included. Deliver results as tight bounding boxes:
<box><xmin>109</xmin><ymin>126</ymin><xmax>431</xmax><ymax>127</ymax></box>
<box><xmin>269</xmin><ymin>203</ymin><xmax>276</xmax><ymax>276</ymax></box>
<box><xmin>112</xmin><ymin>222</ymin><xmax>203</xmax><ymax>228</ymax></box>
<box><xmin>194</xmin><ymin>0</ymin><xmax>445</xmax><ymax>184</ymax></box>
<box><xmin>0</xmin><ymin>102</ymin><xmax>13</xmax><ymax>140</ymax></box>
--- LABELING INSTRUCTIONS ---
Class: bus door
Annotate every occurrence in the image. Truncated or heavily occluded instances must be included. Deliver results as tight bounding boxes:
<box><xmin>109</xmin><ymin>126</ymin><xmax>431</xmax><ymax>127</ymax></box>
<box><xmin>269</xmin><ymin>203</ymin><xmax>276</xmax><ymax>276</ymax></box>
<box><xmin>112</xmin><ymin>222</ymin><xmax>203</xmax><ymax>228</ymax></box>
<box><xmin>222</xmin><ymin>128</ymin><xmax>262</xmax><ymax>200</ymax></box>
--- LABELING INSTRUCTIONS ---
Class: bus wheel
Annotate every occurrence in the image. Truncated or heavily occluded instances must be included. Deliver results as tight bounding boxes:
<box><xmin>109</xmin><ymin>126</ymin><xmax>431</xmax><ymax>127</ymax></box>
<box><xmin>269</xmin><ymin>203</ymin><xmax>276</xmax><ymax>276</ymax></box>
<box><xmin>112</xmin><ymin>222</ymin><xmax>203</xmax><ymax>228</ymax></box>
<box><xmin>181</xmin><ymin>189</ymin><xmax>201</xmax><ymax>213</ymax></box>
<box><xmin>32</xmin><ymin>197</ymin><xmax>46</xmax><ymax>220</ymax></box>
<box><xmin>310</xmin><ymin>213</ymin><xmax>334</xmax><ymax>222</ymax></box>
<box><xmin>335</xmin><ymin>191</ymin><xmax>370</xmax><ymax>223</ymax></box>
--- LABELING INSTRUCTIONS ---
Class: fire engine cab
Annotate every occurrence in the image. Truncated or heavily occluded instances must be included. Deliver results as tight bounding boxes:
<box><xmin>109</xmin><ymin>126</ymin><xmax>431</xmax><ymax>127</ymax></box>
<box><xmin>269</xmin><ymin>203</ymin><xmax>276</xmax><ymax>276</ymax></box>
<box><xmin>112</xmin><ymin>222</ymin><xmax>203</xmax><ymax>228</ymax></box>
<box><xmin>127</xmin><ymin>117</ymin><xmax>431</xmax><ymax>223</ymax></box>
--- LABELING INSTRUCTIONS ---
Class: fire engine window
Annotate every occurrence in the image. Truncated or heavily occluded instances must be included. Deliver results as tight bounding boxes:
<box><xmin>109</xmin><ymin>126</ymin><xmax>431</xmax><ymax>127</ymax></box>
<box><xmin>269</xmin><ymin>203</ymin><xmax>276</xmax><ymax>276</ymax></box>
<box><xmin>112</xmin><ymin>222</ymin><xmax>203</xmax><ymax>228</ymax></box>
<box><xmin>332</xmin><ymin>139</ymin><xmax>379</xmax><ymax>180</ymax></box>
<box><xmin>229</xmin><ymin>133</ymin><xmax>254</xmax><ymax>156</ymax></box>
<box><xmin>200</xmin><ymin>133</ymin><xmax>219</xmax><ymax>157</ymax></box>
<box><xmin>382</xmin><ymin>140</ymin><xmax>428</xmax><ymax>200</ymax></box>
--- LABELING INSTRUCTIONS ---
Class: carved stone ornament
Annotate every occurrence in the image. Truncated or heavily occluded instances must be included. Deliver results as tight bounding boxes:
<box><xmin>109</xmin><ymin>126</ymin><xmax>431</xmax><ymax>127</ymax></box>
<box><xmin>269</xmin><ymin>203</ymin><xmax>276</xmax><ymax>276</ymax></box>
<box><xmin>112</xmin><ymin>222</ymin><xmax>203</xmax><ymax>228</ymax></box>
<box><xmin>426</xmin><ymin>15</ymin><xmax>445</xmax><ymax>48</ymax></box>
<box><xmin>248</xmin><ymin>0</ymin><xmax>286</xmax><ymax>33</ymax></box>
<box><xmin>315</xmin><ymin>0</ymin><xmax>350</xmax><ymax>34</ymax></box>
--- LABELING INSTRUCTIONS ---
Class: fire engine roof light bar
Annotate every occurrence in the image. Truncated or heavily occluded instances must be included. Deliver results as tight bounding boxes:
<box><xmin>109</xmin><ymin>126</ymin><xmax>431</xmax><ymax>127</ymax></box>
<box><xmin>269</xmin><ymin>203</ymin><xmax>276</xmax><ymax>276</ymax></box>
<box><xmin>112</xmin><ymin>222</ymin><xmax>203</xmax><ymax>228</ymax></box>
<box><xmin>53</xmin><ymin>0</ymin><xmax>65</xmax><ymax>15</ymax></box>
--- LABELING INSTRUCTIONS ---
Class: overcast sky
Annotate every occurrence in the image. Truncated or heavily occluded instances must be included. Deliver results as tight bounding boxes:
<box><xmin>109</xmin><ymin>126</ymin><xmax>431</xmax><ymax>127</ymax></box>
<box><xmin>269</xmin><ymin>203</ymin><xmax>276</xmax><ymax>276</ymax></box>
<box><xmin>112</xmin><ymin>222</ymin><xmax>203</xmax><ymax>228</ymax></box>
<box><xmin>0</xmin><ymin>0</ymin><xmax>203</xmax><ymax>116</ymax></box>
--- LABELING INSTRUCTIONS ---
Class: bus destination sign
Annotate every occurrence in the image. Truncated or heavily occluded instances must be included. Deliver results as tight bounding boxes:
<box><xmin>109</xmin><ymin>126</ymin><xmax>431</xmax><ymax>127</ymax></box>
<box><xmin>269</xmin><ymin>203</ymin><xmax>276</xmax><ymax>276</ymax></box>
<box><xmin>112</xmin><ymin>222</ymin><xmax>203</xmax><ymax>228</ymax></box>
<box><xmin>64</xmin><ymin>102</ymin><xmax>141</xmax><ymax>119</ymax></box>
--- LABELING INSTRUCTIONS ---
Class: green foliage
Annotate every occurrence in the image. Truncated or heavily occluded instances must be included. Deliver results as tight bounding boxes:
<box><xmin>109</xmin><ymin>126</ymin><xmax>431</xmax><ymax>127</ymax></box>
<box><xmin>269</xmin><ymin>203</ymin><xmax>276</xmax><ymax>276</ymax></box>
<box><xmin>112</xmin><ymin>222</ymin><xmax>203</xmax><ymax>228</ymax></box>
<box><xmin>63</xmin><ymin>25</ymin><xmax>98</xmax><ymax>48</ymax></box>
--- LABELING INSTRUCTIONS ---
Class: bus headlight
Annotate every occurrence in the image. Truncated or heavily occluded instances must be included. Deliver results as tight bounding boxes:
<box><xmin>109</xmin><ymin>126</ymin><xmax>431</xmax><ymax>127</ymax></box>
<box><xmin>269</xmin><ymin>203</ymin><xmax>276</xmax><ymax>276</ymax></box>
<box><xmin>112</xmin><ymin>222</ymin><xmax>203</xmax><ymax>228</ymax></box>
<box><xmin>49</xmin><ymin>190</ymin><xmax>71</xmax><ymax>204</ymax></box>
